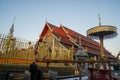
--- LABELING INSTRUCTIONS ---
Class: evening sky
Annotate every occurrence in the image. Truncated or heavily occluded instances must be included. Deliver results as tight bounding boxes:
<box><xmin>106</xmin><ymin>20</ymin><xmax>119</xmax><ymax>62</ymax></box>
<box><xmin>0</xmin><ymin>0</ymin><xmax>120</xmax><ymax>56</ymax></box>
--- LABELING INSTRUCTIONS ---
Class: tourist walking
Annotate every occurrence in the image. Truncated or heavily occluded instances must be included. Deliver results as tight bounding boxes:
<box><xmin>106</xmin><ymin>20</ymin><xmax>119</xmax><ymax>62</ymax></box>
<box><xmin>29</xmin><ymin>62</ymin><xmax>37</xmax><ymax>80</ymax></box>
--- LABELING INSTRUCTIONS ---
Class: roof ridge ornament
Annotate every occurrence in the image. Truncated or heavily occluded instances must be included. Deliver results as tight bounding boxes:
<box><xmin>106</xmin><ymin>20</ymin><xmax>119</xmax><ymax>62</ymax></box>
<box><xmin>60</xmin><ymin>25</ymin><xmax>68</xmax><ymax>34</ymax></box>
<box><xmin>60</xmin><ymin>21</ymin><xmax>62</xmax><ymax>26</ymax></box>
<box><xmin>45</xmin><ymin>17</ymin><xmax>48</xmax><ymax>23</ymax></box>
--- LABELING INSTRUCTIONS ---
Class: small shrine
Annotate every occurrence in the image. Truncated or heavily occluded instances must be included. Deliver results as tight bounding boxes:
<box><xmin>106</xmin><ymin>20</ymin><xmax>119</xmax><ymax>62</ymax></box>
<box><xmin>74</xmin><ymin>38</ymin><xmax>88</xmax><ymax>60</ymax></box>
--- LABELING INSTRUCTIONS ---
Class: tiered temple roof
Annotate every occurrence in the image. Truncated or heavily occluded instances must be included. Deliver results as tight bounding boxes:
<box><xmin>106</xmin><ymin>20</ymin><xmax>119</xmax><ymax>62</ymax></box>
<box><xmin>39</xmin><ymin>22</ymin><xmax>115</xmax><ymax>59</ymax></box>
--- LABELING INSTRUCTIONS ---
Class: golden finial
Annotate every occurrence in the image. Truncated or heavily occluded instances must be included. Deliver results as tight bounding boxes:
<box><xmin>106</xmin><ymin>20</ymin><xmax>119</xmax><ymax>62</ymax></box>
<box><xmin>98</xmin><ymin>14</ymin><xmax>101</xmax><ymax>26</ymax></box>
<box><xmin>10</xmin><ymin>16</ymin><xmax>16</xmax><ymax>34</ymax></box>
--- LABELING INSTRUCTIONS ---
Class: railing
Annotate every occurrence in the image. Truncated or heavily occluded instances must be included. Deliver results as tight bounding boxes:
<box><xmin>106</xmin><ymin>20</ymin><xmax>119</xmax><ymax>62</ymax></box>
<box><xmin>36</xmin><ymin>58</ymin><xmax>115</xmax><ymax>80</ymax></box>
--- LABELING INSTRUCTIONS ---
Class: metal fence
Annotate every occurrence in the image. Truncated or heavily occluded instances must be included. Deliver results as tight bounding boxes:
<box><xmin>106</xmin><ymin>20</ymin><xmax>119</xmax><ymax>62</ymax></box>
<box><xmin>0</xmin><ymin>33</ymin><xmax>35</xmax><ymax>64</ymax></box>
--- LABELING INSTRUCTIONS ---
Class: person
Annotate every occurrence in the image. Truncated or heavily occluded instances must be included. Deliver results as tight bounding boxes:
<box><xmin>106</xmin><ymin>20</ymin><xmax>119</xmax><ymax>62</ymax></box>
<box><xmin>37</xmin><ymin>69</ymin><xmax>42</xmax><ymax>80</ymax></box>
<box><xmin>5</xmin><ymin>71</ymin><xmax>10</xmax><ymax>80</ymax></box>
<box><xmin>29</xmin><ymin>62</ymin><xmax>37</xmax><ymax>80</ymax></box>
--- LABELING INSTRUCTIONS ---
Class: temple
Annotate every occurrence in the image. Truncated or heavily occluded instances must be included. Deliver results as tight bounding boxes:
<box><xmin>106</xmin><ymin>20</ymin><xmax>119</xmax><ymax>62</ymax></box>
<box><xmin>36</xmin><ymin>22</ymin><xmax>115</xmax><ymax>60</ymax></box>
<box><xmin>0</xmin><ymin>21</ymin><xmax>119</xmax><ymax>80</ymax></box>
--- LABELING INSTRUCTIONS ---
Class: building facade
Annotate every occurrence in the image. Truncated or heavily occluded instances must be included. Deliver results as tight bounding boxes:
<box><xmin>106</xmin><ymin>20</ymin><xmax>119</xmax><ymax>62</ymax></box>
<box><xmin>36</xmin><ymin>22</ymin><xmax>115</xmax><ymax>60</ymax></box>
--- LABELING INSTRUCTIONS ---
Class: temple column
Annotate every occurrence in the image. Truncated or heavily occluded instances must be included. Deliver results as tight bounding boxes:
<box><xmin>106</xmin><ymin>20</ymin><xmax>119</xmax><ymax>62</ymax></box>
<box><xmin>99</xmin><ymin>36</ymin><xmax>104</xmax><ymax>57</ymax></box>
